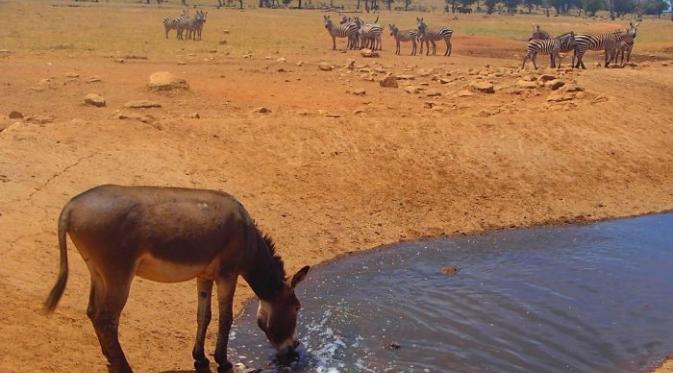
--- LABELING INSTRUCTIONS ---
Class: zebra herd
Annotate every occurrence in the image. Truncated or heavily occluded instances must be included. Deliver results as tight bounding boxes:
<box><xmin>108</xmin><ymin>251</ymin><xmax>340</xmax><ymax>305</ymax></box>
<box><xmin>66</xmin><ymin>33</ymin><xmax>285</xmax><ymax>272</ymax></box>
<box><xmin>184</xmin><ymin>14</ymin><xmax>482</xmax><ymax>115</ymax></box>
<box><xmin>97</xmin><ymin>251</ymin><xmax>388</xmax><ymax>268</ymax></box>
<box><xmin>522</xmin><ymin>22</ymin><xmax>639</xmax><ymax>69</ymax></box>
<box><xmin>323</xmin><ymin>15</ymin><xmax>453</xmax><ymax>56</ymax></box>
<box><xmin>163</xmin><ymin>9</ymin><xmax>208</xmax><ymax>40</ymax></box>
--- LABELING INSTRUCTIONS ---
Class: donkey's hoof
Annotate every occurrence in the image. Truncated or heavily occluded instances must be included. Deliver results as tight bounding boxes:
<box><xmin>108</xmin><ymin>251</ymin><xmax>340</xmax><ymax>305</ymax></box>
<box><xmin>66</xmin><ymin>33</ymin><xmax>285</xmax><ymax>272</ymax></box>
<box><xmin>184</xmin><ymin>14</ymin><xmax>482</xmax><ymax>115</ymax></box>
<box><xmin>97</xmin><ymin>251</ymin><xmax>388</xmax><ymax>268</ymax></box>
<box><xmin>217</xmin><ymin>361</ymin><xmax>233</xmax><ymax>373</ymax></box>
<box><xmin>194</xmin><ymin>358</ymin><xmax>211</xmax><ymax>372</ymax></box>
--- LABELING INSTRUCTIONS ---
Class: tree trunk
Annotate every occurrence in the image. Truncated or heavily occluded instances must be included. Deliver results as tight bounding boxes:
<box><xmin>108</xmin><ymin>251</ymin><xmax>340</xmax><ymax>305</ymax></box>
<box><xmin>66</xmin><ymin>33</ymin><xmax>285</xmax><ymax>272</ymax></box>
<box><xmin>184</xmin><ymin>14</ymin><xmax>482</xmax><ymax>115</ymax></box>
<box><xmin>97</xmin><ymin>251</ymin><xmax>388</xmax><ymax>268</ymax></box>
<box><xmin>298</xmin><ymin>0</ymin><xmax>302</xmax><ymax>8</ymax></box>
<box><xmin>609</xmin><ymin>0</ymin><xmax>615</xmax><ymax>19</ymax></box>
<box><xmin>357</xmin><ymin>0</ymin><xmax>361</xmax><ymax>8</ymax></box>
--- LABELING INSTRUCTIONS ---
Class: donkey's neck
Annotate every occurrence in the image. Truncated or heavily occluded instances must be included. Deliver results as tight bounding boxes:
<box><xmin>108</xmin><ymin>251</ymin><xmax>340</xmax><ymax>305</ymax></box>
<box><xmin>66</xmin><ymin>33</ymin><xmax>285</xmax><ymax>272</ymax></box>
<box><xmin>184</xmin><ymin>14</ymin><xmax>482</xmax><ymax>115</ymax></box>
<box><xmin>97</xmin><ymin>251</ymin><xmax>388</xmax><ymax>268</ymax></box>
<box><xmin>242</xmin><ymin>227</ymin><xmax>286</xmax><ymax>301</ymax></box>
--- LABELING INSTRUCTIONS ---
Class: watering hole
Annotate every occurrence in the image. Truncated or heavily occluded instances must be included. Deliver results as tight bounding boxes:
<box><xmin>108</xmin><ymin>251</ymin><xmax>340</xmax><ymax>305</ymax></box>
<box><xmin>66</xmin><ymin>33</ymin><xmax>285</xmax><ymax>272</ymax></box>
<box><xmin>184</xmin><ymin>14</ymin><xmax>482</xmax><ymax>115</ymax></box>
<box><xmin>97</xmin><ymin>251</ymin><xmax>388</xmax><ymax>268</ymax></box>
<box><xmin>230</xmin><ymin>213</ymin><xmax>673</xmax><ymax>372</ymax></box>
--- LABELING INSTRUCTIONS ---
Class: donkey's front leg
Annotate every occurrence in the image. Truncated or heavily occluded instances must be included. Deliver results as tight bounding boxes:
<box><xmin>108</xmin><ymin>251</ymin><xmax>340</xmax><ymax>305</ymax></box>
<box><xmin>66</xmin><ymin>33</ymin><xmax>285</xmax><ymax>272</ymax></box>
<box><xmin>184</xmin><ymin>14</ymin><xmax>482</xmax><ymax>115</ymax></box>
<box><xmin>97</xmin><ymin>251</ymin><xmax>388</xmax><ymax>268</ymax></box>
<box><xmin>214</xmin><ymin>273</ymin><xmax>238</xmax><ymax>373</ymax></box>
<box><xmin>192</xmin><ymin>278</ymin><xmax>214</xmax><ymax>372</ymax></box>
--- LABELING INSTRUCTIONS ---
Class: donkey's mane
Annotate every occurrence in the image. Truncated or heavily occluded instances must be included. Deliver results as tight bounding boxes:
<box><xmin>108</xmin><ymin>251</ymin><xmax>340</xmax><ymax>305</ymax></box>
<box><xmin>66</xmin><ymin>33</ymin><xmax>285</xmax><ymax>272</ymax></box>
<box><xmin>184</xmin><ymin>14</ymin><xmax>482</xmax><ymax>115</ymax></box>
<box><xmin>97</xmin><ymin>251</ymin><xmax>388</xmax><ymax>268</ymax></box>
<box><xmin>260</xmin><ymin>230</ymin><xmax>287</xmax><ymax>279</ymax></box>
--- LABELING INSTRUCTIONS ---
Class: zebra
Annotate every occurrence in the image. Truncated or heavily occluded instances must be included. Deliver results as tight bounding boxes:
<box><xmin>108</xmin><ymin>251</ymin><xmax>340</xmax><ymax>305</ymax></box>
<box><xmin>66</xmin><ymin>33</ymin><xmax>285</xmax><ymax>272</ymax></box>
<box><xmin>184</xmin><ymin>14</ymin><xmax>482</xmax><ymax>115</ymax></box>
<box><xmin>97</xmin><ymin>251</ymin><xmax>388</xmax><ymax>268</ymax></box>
<box><xmin>339</xmin><ymin>16</ymin><xmax>361</xmax><ymax>50</ymax></box>
<box><xmin>176</xmin><ymin>10</ymin><xmax>207</xmax><ymax>41</ymax></box>
<box><xmin>572</xmin><ymin>22</ymin><xmax>639</xmax><ymax>69</ymax></box>
<box><xmin>389</xmin><ymin>24</ymin><xmax>419</xmax><ymax>56</ymax></box>
<box><xmin>529</xmin><ymin>25</ymin><xmax>550</xmax><ymax>41</ymax></box>
<box><xmin>613</xmin><ymin>37</ymin><xmax>634</xmax><ymax>67</ymax></box>
<box><xmin>521</xmin><ymin>31</ymin><xmax>575</xmax><ymax>69</ymax></box>
<box><xmin>163</xmin><ymin>9</ymin><xmax>188</xmax><ymax>39</ymax></box>
<box><xmin>358</xmin><ymin>17</ymin><xmax>383</xmax><ymax>50</ymax></box>
<box><xmin>324</xmin><ymin>15</ymin><xmax>359</xmax><ymax>50</ymax></box>
<box><xmin>416</xmin><ymin>17</ymin><xmax>453</xmax><ymax>56</ymax></box>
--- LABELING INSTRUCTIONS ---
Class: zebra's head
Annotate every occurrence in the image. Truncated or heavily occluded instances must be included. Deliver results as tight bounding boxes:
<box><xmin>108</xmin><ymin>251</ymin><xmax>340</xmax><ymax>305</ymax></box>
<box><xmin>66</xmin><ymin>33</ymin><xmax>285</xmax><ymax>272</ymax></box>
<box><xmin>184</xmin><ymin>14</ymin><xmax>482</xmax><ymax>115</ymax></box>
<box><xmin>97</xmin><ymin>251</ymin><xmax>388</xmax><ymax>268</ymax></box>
<box><xmin>627</xmin><ymin>22</ymin><xmax>639</xmax><ymax>38</ymax></box>
<box><xmin>389</xmin><ymin>24</ymin><xmax>398</xmax><ymax>36</ymax></box>
<box><xmin>339</xmin><ymin>15</ymin><xmax>350</xmax><ymax>24</ymax></box>
<box><xmin>323</xmin><ymin>15</ymin><xmax>333</xmax><ymax>30</ymax></box>
<box><xmin>557</xmin><ymin>31</ymin><xmax>575</xmax><ymax>50</ymax></box>
<box><xmin>416</xmin><ymin>17</ymin><xmax>426</xmax><ymax>34</ymax></box>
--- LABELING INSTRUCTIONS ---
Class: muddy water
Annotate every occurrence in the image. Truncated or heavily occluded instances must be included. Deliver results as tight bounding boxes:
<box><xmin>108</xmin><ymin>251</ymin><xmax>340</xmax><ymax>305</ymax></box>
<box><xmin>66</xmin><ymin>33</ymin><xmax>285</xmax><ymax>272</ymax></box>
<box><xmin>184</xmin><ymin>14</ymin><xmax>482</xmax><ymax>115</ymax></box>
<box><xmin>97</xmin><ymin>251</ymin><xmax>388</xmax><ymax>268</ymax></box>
<box><xmin>230</xmin><ymin>214</ymin><xmax>673</xmax><ymax>372</ymax></box>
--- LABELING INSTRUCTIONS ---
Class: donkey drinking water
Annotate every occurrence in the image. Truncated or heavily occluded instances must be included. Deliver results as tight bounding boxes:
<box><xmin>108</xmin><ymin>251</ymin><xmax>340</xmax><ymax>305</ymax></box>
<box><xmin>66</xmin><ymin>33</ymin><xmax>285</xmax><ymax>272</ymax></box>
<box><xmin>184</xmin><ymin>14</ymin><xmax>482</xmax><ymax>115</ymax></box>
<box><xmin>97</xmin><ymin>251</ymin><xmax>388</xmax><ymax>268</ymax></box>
<box><xmin>43</xmin><ymin>185</ymin><xmax>310</xmax><ymax>373</ymax></box>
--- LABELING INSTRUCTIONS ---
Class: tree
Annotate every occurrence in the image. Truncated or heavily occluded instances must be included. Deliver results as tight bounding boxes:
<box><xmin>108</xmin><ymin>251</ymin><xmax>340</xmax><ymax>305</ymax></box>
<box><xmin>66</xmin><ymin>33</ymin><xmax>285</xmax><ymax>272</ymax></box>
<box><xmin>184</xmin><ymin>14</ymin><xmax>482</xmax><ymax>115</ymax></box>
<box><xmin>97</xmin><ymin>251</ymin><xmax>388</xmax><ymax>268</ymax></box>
<box><xmin>613</xmin><ymin>0</ymin><xmax>636</xmax><ymax>16</ymax></box>
<box><xmin>582</xmin><ymin>0</ymin><xmax>606</xmax><ymax>15</ymax></box>
<box><xmin>484</xmin><ymin>0</ymin><xmax>497</xmax><ymax>13</ymax></box>
<box><xmin>404</xmin><ymin>0</ymin><xmax>412</xmax><ymax>10</ymax></box>
<box><xmin>503</xmin><ymin>0</ymin><xmax>521</xmax><ymax>12</ymax></box>
<box><xmin>523</xmin><ymin>0</ymin><xmax>542</xmax><ymax>13</ymax></box>
<box><xmin>445</xmin><ymin>0</ymin><xmax>458</xmax><ymax>12</ymax></box>
<box><xmin>642</xmin><ymin>0</ymin><xmax>668</xmax><ymax>15</ymax></box>
<box><xmin>458</xmin><ymin>0</ymin><xmax>475</xmax><ymax>11</ymax></box>
<box><xmin>385</xmin><ymin>0</ymin><xmax>394</xmax><ymax>10</ymax></box>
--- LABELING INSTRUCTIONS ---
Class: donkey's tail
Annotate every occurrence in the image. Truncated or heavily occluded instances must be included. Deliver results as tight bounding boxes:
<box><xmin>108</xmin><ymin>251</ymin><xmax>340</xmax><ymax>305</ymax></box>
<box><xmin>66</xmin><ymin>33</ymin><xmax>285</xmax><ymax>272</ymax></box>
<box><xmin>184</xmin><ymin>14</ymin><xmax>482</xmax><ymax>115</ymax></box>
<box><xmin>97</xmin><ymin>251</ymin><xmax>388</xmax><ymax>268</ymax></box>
<box><xmin>43</xmin><ymin>204</ymin><xmax>71</xmax><ymax>314</ymax></box>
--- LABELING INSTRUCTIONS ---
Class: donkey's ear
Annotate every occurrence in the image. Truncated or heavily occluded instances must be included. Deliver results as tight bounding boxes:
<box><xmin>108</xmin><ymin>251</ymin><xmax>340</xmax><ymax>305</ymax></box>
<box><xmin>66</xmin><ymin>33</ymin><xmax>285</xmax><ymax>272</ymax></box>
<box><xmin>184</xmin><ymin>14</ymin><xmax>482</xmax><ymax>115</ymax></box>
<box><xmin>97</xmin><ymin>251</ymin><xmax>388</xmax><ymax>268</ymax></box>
<box><xmin>290</xmin><ymin>266</ymin><xmax>310</xmax><ymax>288</ymax></box>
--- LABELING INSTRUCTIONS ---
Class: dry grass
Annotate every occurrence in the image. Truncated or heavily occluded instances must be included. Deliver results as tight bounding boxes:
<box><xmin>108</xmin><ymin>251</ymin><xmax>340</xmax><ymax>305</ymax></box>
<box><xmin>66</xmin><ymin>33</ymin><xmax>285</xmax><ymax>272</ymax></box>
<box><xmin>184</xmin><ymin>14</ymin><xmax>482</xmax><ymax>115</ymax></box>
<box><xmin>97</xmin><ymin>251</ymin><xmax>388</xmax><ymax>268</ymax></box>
<box><xmin>2</xmin><ymin>0</ymin><xmax>673</xmax><ymax>60</ymax></box>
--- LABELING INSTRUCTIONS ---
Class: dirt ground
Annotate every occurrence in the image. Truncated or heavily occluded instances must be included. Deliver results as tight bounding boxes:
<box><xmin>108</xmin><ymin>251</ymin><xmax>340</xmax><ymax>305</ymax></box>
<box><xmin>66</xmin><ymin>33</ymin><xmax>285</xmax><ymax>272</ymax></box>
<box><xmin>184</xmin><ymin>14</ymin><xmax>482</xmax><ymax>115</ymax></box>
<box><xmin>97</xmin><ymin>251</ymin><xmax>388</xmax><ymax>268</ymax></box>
<box><xmin>2</xmin><ymin>1</ymin><xmax>673</xmax><ymax>372</ymax></box>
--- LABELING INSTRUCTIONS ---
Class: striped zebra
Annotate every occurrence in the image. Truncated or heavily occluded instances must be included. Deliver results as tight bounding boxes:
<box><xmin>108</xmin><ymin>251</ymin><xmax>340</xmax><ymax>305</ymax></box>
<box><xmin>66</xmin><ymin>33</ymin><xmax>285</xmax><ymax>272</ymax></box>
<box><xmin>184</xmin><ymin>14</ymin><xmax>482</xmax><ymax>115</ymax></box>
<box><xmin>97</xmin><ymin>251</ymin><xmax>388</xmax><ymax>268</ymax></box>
<box><xmin>340</xmin><ymin>16</ymin><xmax>362</xmax><ymax>49</ymax></box>
<box><xmin>613</xmin><ymin>38</ymin><xmax>634</xmax><ymax>67</ymax></box>
<box><xmin>358</xmin><ymin>17</ymin><xmax>383</xmax><ymax>51</ymax></box>
<box><xmin>163</xmin><ymin>9</ymin><xmax>188</xmax><ymax>39</ymax></box>
<box><xmin>529</xmin><ymin>25</ymin><xmax>550</xmax><ymax>41</ymax></box>
<box><xmin>389</xmin><ymin>24</ymin><xmax>419</xmax><ymax>56</ymax></box>
<box><xmin>324</xmin><ymin>15</ymin><xmax>359</xmax><ymax>50</ymax></box>
<box><xmin>176</xmin><ymin>10</ymin><xmax>207</xmax><ymax>41</ymax></box>
<box><xmin>521</xmin><ymin>31</ymin><xmax>575</xmax><ymax>69</ymax></box>
<box><xmin>572</xmin><ymin>22</ymin><xmax>639</xmax><ymax>69</ymax></box>
<box><xmin>416</xmin><ymin>17</ymin><xmax>453</xmax><ymax>56</ymax></box>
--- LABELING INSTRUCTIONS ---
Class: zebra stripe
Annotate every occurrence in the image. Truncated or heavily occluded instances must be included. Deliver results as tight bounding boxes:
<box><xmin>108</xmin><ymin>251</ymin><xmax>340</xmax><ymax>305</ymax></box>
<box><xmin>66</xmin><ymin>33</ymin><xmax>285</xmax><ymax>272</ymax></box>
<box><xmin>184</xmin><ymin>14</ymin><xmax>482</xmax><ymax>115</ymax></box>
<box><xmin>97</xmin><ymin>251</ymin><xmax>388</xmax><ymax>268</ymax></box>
<box><xmin>521</xmin><ymin>31</ymin><xmax>575</xmax><ymax>69</ymax></box>
<box><xmin>573</xmin><ymin>23</ymin><xmax>638</xmax><ymax>69</ymax></box>
<box><xmin>324</xmin><ymin>15</ymin><xmax>359</xmax><ymax>50</ymax></box>
<box><xmin>416</xmin><ymin>18</ymin><xmax>453</xmax><ymax>56</ymax></box>
<box><xmin>389</xmin><ymin>24</ymin><xmax>418</xmax><ymax>56</ymax></box>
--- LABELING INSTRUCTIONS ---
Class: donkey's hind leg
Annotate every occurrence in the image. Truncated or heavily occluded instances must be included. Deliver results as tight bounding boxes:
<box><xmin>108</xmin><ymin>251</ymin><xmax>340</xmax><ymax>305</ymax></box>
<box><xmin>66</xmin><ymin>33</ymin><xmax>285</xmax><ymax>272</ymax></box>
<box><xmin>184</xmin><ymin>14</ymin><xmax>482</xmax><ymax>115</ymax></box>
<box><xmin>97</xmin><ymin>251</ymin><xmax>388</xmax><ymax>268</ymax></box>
<box><xmin>192</xmin><ymin>278</ymin><xmax>214</xmax><ymax>372</ymax></box>
<box><xmin>214</xmin><ymin>273</ymin><xmax>238</xmax><ymax>373</ymax></box>
<box><xmin>89</xmin><ymin>268</ymin><xmax>134</xmax><ymax>373</ymax></box>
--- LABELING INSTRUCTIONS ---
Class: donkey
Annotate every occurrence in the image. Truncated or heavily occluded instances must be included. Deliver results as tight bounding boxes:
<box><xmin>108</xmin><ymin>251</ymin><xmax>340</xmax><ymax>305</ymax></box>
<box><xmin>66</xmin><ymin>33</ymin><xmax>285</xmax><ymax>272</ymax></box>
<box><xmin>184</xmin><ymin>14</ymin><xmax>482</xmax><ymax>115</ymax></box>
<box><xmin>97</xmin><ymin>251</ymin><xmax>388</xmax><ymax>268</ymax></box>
<box><xmin>43</xmin><ymin>185</ymin><xmax>311</xmax><ymax>373</ymax></box>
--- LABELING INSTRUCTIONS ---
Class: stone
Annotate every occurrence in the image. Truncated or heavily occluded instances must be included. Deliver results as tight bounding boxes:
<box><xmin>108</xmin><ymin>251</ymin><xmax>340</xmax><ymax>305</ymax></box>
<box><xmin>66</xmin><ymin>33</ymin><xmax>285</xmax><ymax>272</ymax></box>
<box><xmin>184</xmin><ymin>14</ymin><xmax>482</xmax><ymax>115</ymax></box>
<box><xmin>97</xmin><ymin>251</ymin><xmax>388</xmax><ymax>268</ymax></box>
<box><xmin>456</xmin><ymin>89</ymin><xmax>474</xmax><ymax>97</ymax></box>
<box><xmin>423</xmin><ymin>101</ymin><xmax>437</xmax><ymax>109</ymax></box>
<box><xmin>516</xmin><ymin>80</ymin><xmax>538</xmax><ymax>89</ymax></box>
<box><xmin>379</xmin><ymin>76</ymin><xmax>398</xmax><ymax>88</ymax></box>
<box><xmin>252</xmin><ymin>107</ymin><xmax>271</xmax><ymax>114</ymax></box>
<box><xmin>189</xmin><ymin>112</ymin><xmax>200</xmax><ymax>119</ymax></box>
<box><xmin>117</xmin><ymin>112</ymin><xmax>155</xmax><ymax>124</ymax></box>
<box><xmin>404</xmin><ymin>86</ymin><xmax>421</xmax><ymax>94</ymax></box>
<box><xmin>426</xmin><ymin>90</ymin><xmax>442</xmax><ymax>97</ymax></box>
<box><xmin>148</xmin><ymin>72</ymin><xmax>189</xmax><ymax>91</ymax></box>
<box><xmin>318</xmin><ymin>62</ymin><xmax>333</xmax><ymax>71</ymax></box>
<box><xmin>538</xmin><ymin>74</ymin><xmax>556</xmax><ymax>82</ymax></box>
<box><xmin>545</xmin><ymin>79</ymin><xmax>565</xmax><ymax>90</ymax></box>
<box><xmin>469</xmin><ymin>81</ymin><xmax>495</xmax><ymax>93</ymax></box>
<box><xmin>563</xmin><ymin>84</ymin><xmax>585</xmax><ymax>92</ymax></box>
<box><xmin>65</xmin><ymin>72</ymin><xmax>79</xmax><ymax>78</ymax></box>
<box><xmin>84</xmin><ymin>93</ymin><xmax>106</xmax><ymax>107</ymax></box>
<box><xmin>360</xmin><ymin>48</ymin><xmax>379</xmax><ymax>58</ymax></box>
<box><xmin>296</xmin><ymin>61</ymin><xmax>304</xmax><ymax>67</ymax></box>
<box><xmin>546</xmin><ymin>91</ymin><xmax>575</xmax><ymax>102</ymax></box>
<box><xmin>25</xmin><ymin>115</ymin><xmax>54</xmax><ymax>124</ymax></box>
<box><xmin>352</xmin><ymin>88</ymin><xmax>366</xmax><ymax>96</ymax></box>
<box><xmin>346</xmin><ymin>59</ymin><xmax>356</xmax><ymax>70</ymax></box>
<box><xmin>441</xmin><ymin>265</ymin><xmax>459</xmax><ymax>275</ymax></box>
<box><xmin>395</xmin><ymin>74</ymin><xmax>416</xmax><ymax>80</ymax></box>
<box><xmin>124</xmin><ymin>100</ymin><xmax>161</xmax><ymax>109</ymax></box>
<box><xmin>8</xmin><ymin>111</ymin><xmax>23</xmax><ymax>119</ymax></box>
<box><xmin>417</xmin><ymin>68</ymin><xmax>433</xmax><ymax>77</ymax></box>
<box><xmin>86</xmin><ymin>76</ymin><xmax>102</xmax><ymax>83</ymax></box>
<box><xmin>276</xmin><ymin>57</ymin><xmax>286</xmax><ymax>63</ymax></box>
<box><xmin>439</xmin><ymin>78</ymin><xmax>452</xmax><ymax>84</ymax></box>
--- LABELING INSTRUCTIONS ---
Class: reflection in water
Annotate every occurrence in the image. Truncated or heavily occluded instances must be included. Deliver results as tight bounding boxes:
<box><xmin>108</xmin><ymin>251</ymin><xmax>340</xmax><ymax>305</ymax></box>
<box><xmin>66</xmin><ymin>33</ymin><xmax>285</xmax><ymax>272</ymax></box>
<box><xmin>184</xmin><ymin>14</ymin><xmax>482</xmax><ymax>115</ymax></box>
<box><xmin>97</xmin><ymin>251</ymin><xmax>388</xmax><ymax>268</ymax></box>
<box><xmin>231</xmin><ymin>214</ymin><xmax>673</xmax><ymax>372</ymax></box>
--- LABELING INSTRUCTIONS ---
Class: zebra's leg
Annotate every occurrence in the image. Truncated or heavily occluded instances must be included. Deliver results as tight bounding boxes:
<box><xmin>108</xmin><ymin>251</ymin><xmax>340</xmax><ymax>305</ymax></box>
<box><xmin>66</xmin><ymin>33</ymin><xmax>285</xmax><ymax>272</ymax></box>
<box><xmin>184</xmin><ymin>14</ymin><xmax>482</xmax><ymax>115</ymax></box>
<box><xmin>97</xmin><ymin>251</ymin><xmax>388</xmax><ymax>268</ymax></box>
<box><xmin>332</xmin><ymin>36</ymin><xmax>336</xmax><ymax>51</ymax></box>
<box><xmin>521</xmin><ymin>55</ymin><xmax>528</xmax><ymax>69</ymax></box>
<box><xmin>532</xmin><ymin>53</ymin><xmax>538</xmax><ymax>70</ymax></box>
<box><xmin>431</xmin><ymin>40</ymin><xmax>437</xmax><ymax>55</ymax></box>
<box><xmin>419</xmin><ymin>38</ymin><xmax>423</xmax><ymax>55</ymax></box>
<box><xmin>444</xmin><ymin>38</ymin><xmax>451</xmax><ymax>56</ymax></box>
<box><xmin>411</xmin><ymin>40</ymin><xmax>416</xmax><ymax>56</ymax></box>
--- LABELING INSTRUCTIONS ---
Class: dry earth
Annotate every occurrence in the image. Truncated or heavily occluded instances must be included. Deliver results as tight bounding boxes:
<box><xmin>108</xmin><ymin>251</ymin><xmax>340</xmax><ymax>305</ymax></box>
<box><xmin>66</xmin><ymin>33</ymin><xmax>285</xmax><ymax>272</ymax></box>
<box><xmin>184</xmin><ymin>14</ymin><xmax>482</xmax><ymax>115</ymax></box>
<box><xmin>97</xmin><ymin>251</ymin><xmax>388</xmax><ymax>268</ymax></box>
<box><xmin>1</xmin><ymin>1</ymin><xmax>673</xmax><ymax>372</ymax></box>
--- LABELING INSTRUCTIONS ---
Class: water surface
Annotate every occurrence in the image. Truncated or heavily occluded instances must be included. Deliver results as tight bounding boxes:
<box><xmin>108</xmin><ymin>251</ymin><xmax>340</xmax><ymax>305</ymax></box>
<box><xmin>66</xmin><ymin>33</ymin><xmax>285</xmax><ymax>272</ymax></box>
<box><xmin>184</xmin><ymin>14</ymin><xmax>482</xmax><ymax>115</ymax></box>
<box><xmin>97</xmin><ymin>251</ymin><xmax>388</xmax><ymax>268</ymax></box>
<box><xmin>231</xmin><ymin>214</ymin><xmax>673</xmax><ymax>372</ymax></box>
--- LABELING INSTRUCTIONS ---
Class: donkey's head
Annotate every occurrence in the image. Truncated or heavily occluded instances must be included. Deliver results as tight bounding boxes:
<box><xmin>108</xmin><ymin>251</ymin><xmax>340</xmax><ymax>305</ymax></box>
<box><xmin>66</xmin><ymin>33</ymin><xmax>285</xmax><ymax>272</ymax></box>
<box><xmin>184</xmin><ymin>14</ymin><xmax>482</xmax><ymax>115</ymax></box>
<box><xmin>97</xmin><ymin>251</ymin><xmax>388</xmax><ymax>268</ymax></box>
<box><xmin>256</xmin><ymin>265</ymin><xmax>310</xmax><ymax>358</ymax></box>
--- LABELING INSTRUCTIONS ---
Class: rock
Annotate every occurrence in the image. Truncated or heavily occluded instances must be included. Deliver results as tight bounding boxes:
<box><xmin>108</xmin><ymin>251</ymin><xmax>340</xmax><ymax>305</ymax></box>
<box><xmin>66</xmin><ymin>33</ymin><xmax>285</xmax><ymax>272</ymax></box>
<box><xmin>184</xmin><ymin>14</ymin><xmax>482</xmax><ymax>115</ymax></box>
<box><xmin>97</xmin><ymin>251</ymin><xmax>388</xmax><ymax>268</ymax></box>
<box><xmin>296</xmin><ymin>61</ymin><xmax>304</xmax><ymax>67</ymax></box>
<box><xmin>223</xmin><ymin>29</ymin><xmax>230</xmax><ymax>34</ymax></box>
<box><xmin>546</xmin><ymin>91</ymin><xmax>575</xmax><ymax>102</ymax></box>
<box><xmin>25</xmin><ymin>115</ymin><xmax>54</xmax><ymax>124</ymax></box>
<box><xmin>276</xmin><ymin>57</ymin><xmax>286</xmax><ymax>63</ymax></box>
<box><xmin>124</xmin><ymin>100</ymin><xmax>162</xmax><ymax>109</ymax></box>
<box><xmin>404</xmin><ymin>86</ymin><xmax>421</xmax><ymax>94</ymax></box>
<box><xmin>86</xmin><ymin>76</ymin><xmax>102</xmax><ymax>83</ymax></box>
<box><xmin>516</xmin><ymin>80</ymin><xmax>538</xmax><ymax>89</ymax></box>
<box><xmin>360</xmin><ymin>49</ymin><xmax>379</xmax><ymax>58</ymax></box>
<box><xmin>441</xmin><ymin>265</ymin><xmax>459</xmax><ymax>275</ymax></box>
<box><xmin>594</xmin><ymin>62</ymin><xmax>602</xmax><ymax>68</ymax></box>
<box><xmin>439</xmin><ymin>78</ymin><xmax>452</xmax><ymax>84</ymax></box>
<box><xmin>8</xmin><ymin>111</ymin><xmax>23</xmax><ymax>119</ymax></box>
<box><xmin>189</xmin><ymin>112</ymin><xmax>200</xmax><ymax>119</ymax></box>
<box><xmin>395</xmin><ymin>74</ymin><xmax>415</xmax><ymax>80</ymax></box>
<box><xmin>352</xmin><ymin>88</ymin><xmax>366</xmax><ymax>96</ymax></box>
<box><xmin>591</xmin><ymin>95</ymin><xmax>609</xmax><ymax>104</ymax></box>
<box><xmin>116</xmin><ymin>112</ymin><xmax>155</xmax><ymax>124</ymax></box>
<box><xmin>242</xmin><ymin>54</ymin><xmax>252</xmax><ymax>59</ymax></box>
<box><xmin>426</xmin><ymin>90</ymin><xmax>442</xmax><ymax>97</ymax></box>
<box><xmin>522</xmin><ymin>75</ymin><xmax>536</xmax><ymax>82</ymax></box>
<box><xmin>417</xmin><ymin>68</ymin><xmax>433</xmax><ymax>77</ymax></box>
<box><xmin>456</xmin><ymin>89</ymin><xmax>474</xmax><ymax>97</ymax></box>
<box><xmin>505</xmin><ymin>87</ymin><xmax>524</xmax><ymax>95</ymax></box>
<box><xmin>84</xmin><ymin>93</ymin><xmax>106</xmax><ymax>107</ymax></box>
<box><xmin>65</xmin><ymin>72</ymin><xmax>79</xmax><ymax>78</ymax></box>
<box><xmin>115</xmin><ymin>58</ymin><xmax>125</xmax><ymax>63</ymax></box>
<box><xmin>563</xmin><ymin>84</ymin><xmax>584</xmax><ymax>92</ymax></box>
<box><xmin>545</xmin><ymin>79</ymin><xmax>565</xmax><ymax>90</ymax></box>
<box><xmin>318</xmin><ymin>62</ymin><xmax>333</xmax><ymax>71</ymax></box>
<box><xmin>379</xmin><ymin>76</ymin><xmax>398</xmax><ymax>88</ymax></box>
<box><xmin>252</xmin><ymin>106</ymin><xmax>271</xmax><ymax>114</ymax></box>
<box><xmin>346</xmin><ymin>59</ymin><xmax>356</xmax><ymax>70</ymax></box>
<box><xmin>469</xmin><ymin>81</ymin><xmax>495</xmax><ymax>93</ymax></box>
<box><xmin>148</xmin><ymin>72</ymin><xmax>189</xmax><ymax>91</ymax></box>
<box><xmin>423</xmin><ymin>101</ymin><xmax>437</xmax><ymax>109</ymax></box>
<box><xmin>575</xmin><ymin>91</ymin><xmax>586</xmax><ymax>99</ymax></box>
<box><xmin>353</xmin><ymin>108</ymin><xmax>365</xmax><ymax>115</ymax></box>
<box><xmin>537</xmin><ymin>74</ymin><xmax>556</xmax><ymax>82</ymax></box>
<box><xmin>386</xmin><ymin>342</ymin><xmax>402</xmax><ymax>350</ymax></box>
